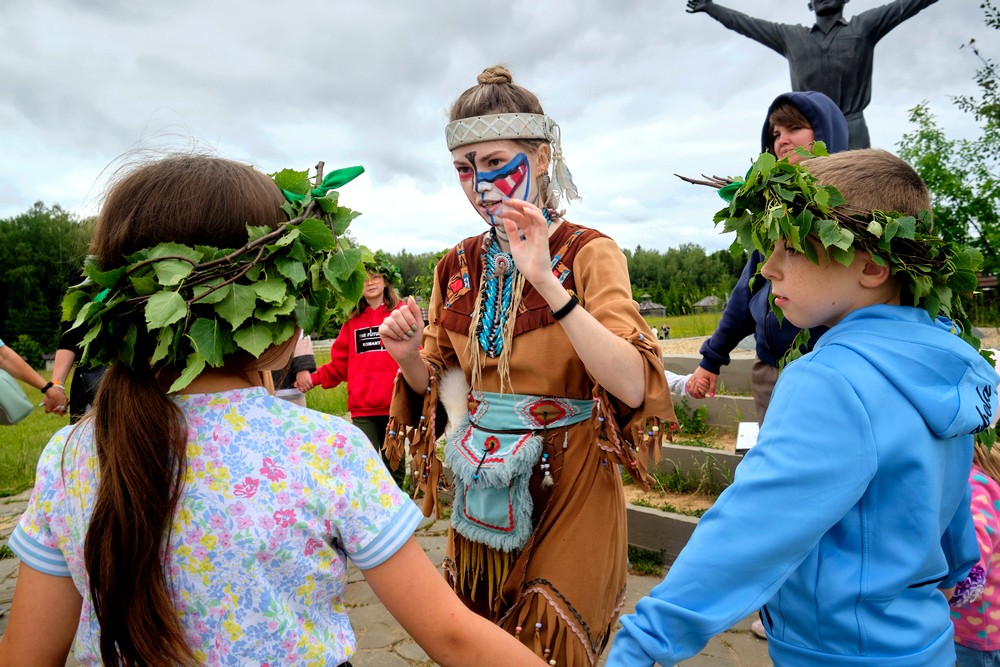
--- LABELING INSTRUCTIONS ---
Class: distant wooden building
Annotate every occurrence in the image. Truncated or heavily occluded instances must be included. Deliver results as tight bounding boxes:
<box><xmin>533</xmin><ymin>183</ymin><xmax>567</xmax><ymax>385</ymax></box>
<box><xmin>692</xmin><ymin>295</ymin><xmax>723</xmax><ymax>312</ymax></box>
<box><xmin>638</xmin><ymin>293</ymin><xmax>666</xmax><ymax>318</ymax></box>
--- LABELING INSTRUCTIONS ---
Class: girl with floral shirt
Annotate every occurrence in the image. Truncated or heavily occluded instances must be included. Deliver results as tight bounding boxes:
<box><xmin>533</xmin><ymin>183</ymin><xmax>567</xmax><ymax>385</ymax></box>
<box><xmin>0</xmin><ymin>155</ymin><xmax>544</xmax><ymax>667</ymax></box>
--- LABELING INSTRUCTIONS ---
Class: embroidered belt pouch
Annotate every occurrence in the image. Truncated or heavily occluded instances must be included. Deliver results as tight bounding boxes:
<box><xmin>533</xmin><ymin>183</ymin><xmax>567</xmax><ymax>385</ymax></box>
<box><xmin>444</xmin><ymin>391</ymin><xmax>593</xmax><ymax>552</ymax></box>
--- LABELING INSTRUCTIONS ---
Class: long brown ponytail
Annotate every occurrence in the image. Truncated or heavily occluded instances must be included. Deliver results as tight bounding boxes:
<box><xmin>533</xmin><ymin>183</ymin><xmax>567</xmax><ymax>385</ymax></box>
<box><xmin>83</xmin><ymin>155</ymin><xmax>285</xmax><ymax>665</ymax></box>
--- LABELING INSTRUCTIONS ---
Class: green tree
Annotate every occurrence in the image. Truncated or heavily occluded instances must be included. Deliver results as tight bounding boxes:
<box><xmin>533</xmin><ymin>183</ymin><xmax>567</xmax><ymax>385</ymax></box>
<box><xmin>386</xmin><ymin>248</ymin><xmax>447</xmax><ymax>300</ymax></box>
<box><xmin>624</xmin><ymin>244</ymin><xmax>744</xmax><ymax>316</ymax></box>
<box><xmin>0</xmin><ymin>202</ymin><xmax>92</xmax><ymax>350</ymax></box>
<box><xmin>898</xmin><ymin>0</ymin><xmax>1000</xmax><ymax>273</ymax></box>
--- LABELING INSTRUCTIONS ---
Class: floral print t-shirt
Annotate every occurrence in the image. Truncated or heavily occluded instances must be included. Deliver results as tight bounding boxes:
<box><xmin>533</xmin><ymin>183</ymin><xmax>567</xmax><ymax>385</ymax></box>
<box><xmin>9</xmin><ymin>387</ymin><xmax>422</xmax><ymax>666</ymax></box>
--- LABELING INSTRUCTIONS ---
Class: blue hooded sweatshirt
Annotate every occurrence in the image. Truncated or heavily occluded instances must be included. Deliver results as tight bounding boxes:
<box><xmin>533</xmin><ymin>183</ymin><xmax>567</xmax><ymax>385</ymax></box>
<box><xmin>608</xmin><ymin>305</ymin><xmax>995</xmax><ymax>666</ymax></box>
<box><xmin>699</xmin><ymin>91</ymin><xmax>849</xmax><ymax>373</ymax></box>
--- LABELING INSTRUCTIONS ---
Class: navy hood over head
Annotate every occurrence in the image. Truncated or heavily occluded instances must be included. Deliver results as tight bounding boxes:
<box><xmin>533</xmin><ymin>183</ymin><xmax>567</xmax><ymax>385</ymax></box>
<box><xmin>761</xmin><ymin>91</ymin><xmax>849</xmax><ymax>155</ymax></box>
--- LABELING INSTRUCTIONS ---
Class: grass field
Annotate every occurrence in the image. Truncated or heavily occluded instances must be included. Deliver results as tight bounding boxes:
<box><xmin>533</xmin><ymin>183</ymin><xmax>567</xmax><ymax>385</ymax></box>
<box><xmin>645</xmin><ymin>311</ymin><xmax>724</xmax><ymax>339</ymax></box>
<box><xmin>0</xmin><ymin>349</ymin><xmax>350</xmax><ymax>498</ymax></box>
<box><xmin>0</xmin><ymin>375</ymin><xmax>68</xmax><ymax>497</ymax></box>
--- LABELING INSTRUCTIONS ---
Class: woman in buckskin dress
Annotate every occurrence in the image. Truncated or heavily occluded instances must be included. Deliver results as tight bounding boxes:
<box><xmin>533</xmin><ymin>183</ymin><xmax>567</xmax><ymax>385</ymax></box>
<box><xmin>379</xmin><ymin>65</ymin><xmax>674</xmax><ymax>667</ymax></box>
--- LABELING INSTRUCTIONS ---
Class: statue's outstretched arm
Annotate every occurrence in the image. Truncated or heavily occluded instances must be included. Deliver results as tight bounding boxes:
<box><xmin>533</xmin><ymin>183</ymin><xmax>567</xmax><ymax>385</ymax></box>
<box><xmin>688</xmin><ymin>1</ymin><xmax>790</xmax><ymax>56</ymax></box>
<box><xmin>862</xmin><ymin>0</ymin><xmax>941</xmax><ymax>43</ymax></box>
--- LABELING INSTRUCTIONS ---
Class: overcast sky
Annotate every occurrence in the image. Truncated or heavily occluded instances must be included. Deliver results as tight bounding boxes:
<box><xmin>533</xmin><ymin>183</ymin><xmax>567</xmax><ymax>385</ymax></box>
<box><xmin>0</xmin><ymin>0</ymin><xmax>989</xmax><ymax>257</ymax></box>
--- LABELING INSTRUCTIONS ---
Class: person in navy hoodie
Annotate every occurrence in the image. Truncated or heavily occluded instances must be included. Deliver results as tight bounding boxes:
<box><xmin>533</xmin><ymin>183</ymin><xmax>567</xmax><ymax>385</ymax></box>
<box><xmin>303</xmin><ymin>255</ymin><xmax>408</xmax><ymax>489</ymax></box>
<box><xmin>608</xmin><ymin>149</ymin><xmax>994</xmax><ymax>666</ymax></box>
<box><xmin>687</xmin><ymin>91</ymin><xmax>848</xmax><ymax>422</ymax></box>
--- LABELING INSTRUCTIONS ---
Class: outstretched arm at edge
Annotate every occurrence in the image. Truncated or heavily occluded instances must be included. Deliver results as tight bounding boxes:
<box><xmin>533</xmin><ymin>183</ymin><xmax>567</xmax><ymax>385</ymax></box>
<box><xmin>365</xmin><ymin>537</ymin><xmax>545</xmax><ymax>666</ymax></box>
<box><xmin>0</xmin><ymin>563</ymin><xmax>82</xmax><ymax>667</ymax></box>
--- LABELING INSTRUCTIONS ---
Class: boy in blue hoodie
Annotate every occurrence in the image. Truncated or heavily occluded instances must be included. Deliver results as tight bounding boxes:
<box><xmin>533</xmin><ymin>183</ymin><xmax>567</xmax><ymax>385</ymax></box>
<box><xmin>608</xmin><ymin>149</ymin><xmax>997</xmax><ymax>666</ymax></box>
<box><xmin>688</xmin><ymin>91</ymin><xmax>847</xmax><ymax>421</ymax></box>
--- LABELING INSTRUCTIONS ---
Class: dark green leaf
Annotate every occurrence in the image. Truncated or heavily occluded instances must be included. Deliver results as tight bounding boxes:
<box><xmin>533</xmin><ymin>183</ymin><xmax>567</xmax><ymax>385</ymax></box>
<box><xmin>130</xmin><ymin>274</ymin><xmax>158</xmax><ymax>296</ymax></box>
<box><xmin>188</xmin><ymin>318</ymin><xmax>225</xmax><ymax>367</ymax></box>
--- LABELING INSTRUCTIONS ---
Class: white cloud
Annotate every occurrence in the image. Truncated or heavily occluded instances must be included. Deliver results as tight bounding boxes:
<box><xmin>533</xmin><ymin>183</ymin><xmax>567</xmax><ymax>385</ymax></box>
<box><xmin>0</xmin><ymin>0</ymin><xmax>988</xmax><ymax>259</ymax></box>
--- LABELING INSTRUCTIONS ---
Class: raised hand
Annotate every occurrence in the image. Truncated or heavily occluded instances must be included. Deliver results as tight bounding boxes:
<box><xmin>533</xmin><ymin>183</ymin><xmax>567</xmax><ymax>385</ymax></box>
<box><xmin>686</xmin><ymin>0</ymin><xmax>712</xmax><ymax>13</ymax></box>
<box><xmin>379</xmin><ymin>296</ymin><xmax>424</xmax><ymax>363</ymax></box>
<box><xmin>498</xmin><ymin>199</ymin><xmax>555</xmax><ymax>290</ymax></box>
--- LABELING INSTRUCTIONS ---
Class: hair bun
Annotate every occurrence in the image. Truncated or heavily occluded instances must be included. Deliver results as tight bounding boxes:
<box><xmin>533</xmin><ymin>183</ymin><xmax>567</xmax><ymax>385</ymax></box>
<box><xmin>477</xmin><ymin>65</ymin><xmax>513</xmax><ymax>85</ymax></box>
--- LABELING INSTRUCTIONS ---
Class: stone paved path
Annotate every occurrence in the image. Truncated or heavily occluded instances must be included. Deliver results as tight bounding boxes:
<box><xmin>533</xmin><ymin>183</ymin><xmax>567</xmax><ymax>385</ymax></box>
<box><xmin>0</xmin><ymin>491</ymin><xmax>771</xmax><ymax>666</ymax></box>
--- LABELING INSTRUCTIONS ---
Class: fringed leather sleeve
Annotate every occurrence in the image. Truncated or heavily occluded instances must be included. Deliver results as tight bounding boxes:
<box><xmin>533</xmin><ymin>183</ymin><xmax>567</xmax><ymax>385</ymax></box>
<box><xmin>385</xmin><ymin>363</ymin><xmax>448</xmax><ymax>517</ymax></box>
<box><xmin>593</xmin><ymin>330</ymin><xmax>676</xmax><ymax>491</ymax></box>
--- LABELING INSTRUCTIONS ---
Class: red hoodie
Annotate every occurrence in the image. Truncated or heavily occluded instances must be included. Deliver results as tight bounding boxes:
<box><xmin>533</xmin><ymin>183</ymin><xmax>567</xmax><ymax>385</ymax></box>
<box><xmin>311</xmin><ymin>303</ymin><xmax>401</xmax><ymax>418</ymax></box>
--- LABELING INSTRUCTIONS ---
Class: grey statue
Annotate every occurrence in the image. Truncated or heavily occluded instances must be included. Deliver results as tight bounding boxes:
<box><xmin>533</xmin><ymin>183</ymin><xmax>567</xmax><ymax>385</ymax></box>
<box><xmin>686</xmin><ymin>0</ymin><xmax>940</xmax><ymax>149</ymax></box>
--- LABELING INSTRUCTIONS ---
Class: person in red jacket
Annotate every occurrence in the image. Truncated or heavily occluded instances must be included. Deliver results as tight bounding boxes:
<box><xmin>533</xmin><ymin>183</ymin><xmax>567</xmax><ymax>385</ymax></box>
<box><xmin>304</xmin><ymin>255</ymin><xmax>407</xmax><ymax>489</ymax></box>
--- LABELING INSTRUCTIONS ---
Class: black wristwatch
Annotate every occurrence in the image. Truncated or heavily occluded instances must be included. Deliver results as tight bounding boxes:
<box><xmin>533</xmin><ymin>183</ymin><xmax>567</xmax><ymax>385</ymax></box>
<box><xmin>40</xmin><ymin>381</ymin><xmax>54</xmax><ymax>394</ymax></box>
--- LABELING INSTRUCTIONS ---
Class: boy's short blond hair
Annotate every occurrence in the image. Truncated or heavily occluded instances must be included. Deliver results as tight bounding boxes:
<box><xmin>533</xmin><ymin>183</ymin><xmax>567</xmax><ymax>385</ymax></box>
<box><xmin>804</xmin><ymin>149</ymin><xmax>931</xmax><ymax>217</ymax></box>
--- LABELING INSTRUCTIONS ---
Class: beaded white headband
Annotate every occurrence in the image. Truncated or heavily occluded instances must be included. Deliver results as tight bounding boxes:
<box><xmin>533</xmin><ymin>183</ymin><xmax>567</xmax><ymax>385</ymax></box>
<box><xmin>445</xmin><ymin>113</ymin><xmax>580</xmax><ymax>203</ymax></box>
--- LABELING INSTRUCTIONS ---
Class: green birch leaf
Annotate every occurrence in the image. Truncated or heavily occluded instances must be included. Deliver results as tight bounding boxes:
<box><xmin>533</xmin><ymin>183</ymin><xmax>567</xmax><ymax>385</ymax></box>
<box><xmin>894</xmin><ymin>216</ymin><xmax>917</xmax><ymax>240</ymax></box>
<box><xmin>62</xmin><ymin>290</ymin><xmax>90</xmax><ymax>321</ymax></box>
<box><xmin>85</xmin><ymin>262</ymin><xmax>126</xmax><ymax>289</ymax></box>
<box><xmin>191</xmin><ymin>281</ymin><xmax>231</xmax><ymax>305</ymax></box>
<box><xmin>129</xmin><ymin>274</ymin><xmax>158</xmax><ymax>296</ymax></box>
<box><xmin>233</xmin><ymin>322</ymin><xmax>274</xmax><ymax>357</ymax></box>
<box><xmin>775</xmin><ymin>186</ymin><xmax>796</xmax><ymax>202</ymax></box>
<box><xmin>826</xmin><ymin>187</ymin><xmax>847</xmax><ymax>208</ymax></box>
<box><xmin>147</xmin><ymin>243</ymin><xmax>203</xmax><ymax>286</ymax></box>
<box><xmin>80</xmin><ymin>321</ymin><xmax>102</xmax><ymax>353</ymax></box>
<box><xmin>255</xmin><ymin>294</ymin><xmax>297</xmax><ymax>322</ymax></box>
<box><xmin>830</xmin><ymin>246</ymin><xmax>855</xmax><ymax>268</ymax></box>
<box><xmin>151</xmin><ymin>259</ymin><xmax>195</xmax><ymax>287</ymax></box>
<box><xmin>923</xmin><ymin>290</ymin><xmax>942</xmax><ymax>319</ymax></box>
<box><xmin>332</xmin><ymin>207</ymin><xmax>360</xmax><ymax>236</ymax></box>
<box><xmin>271</xmin><ymin>318</ymin><xmax>296</xmax><ymax>346</ymax></box>
<box><xmin>150</xmin><ymin>326</ymin><xmax>175</xmax><ymax>366</ymax></box>
<box><xmin>254</xmin><ymin>278</ymin><xmax>287</xmax><ymax>304</ymax></box>
<box><xmin>339</xmin><ymin>269</ymin><xmax>365</xmax><ymax>305</ymax></box>
<box><xmin>294</xmin><ymin>298</ymin><xmax>321</xmax><ymax>334</ymax></box>
<box><xmin>268</xmin><ymin>227</ymin><xmax>299</xmax><ymax>249</ymax></box>
<box><xmin>246</xmin><ymin>225</ymin><xmax>273</xmax><ymax>242</ymax></box>
<box><xmin>953</xmin><ymin>247</ymin><xmax>984</xmax><ymax>271</ymax></box>
<box><xmin>287</xmin><ymin>238</ymin><xmax>307</xmax><ymax>262</ymax></box>
<box><xmin>145</xmin><ymin>291</ymin><xmax>187</xmax><ymax>329</ymax></box>
<box><xmin>813</xmin><ymin>188</ymin><xmax>830</xmax><ymax>208</ymax></box>
<box><xmin>722</xmin><ymin>210</ymin><xmax>750</xmax><ymax>234</ymax></box>
<box><xmin>296</xmin><ymin>218</ymin><xmax>335</xmax><ymax>249</ymax></box>
<box><xmin>72</xmin><ymin>301</ymin><xmax>103</xmax><ymax>330</ymax></box>
<box><xmin>216</xmin><ymin>283</ymin><xmax>257</xmax><ymax>329</ymax></box>
<box><xmin>188</xmin><ymin>318</ymin><xmax>225</xmax><ymax>367</ymax></box>
<box><xmin>276</xmin><ymin>256</ymin><xmax>307</xmax><ymax>285</ymax></box>
<box><xmin>168</xmin><ymin>353</ymin><xmax>207</xmax><ymax>394</ymax></box>
<box><xmin>911</xmin><ymin>274</ymin><xmax>933</xmax><ymax>298</ymax></box>
<box><xmin>949</xmin><ymin>270</ymin><xmax>979</xmax><ymax>293</ymax></box>
<box><xmin>121</xmin><ymin>325</ymin><xmax>138</xmax><ymax>368</ymax></box>
<box><xmin>316</xmin><ymin>194</ymin><xmax>340</xmax><ymax>213</ymax></box>
<box><xmin>272</xmin><ymin>169</ymin><xmax>311</xmax><ymax>195</ymax></box>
